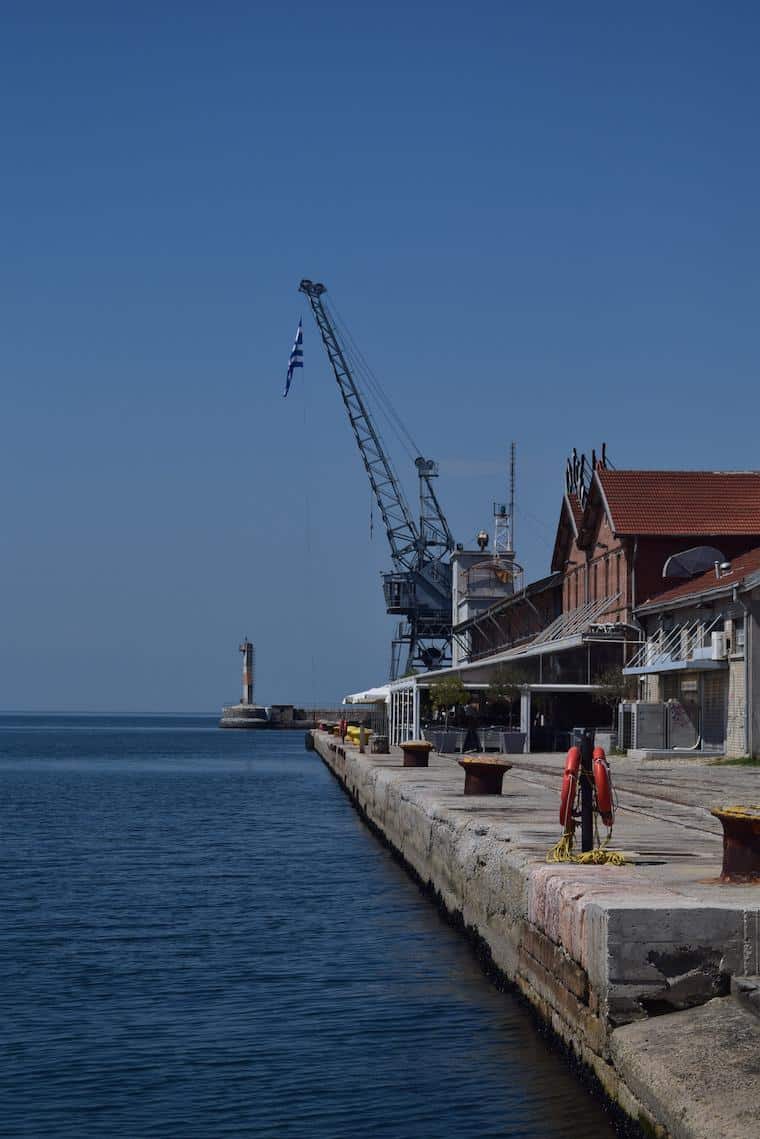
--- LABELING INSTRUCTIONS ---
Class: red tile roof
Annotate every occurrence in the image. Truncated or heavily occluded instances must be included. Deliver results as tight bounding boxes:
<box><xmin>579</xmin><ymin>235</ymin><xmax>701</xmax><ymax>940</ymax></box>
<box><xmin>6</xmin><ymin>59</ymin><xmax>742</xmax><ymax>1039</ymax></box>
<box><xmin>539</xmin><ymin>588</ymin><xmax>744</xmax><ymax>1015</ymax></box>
<box><xmin>567</xmin><ymin>492</ymin><xmax>584</xmax><ymax>532</ymax></box>
<box><xmin>638</xmin><ymin>544</ymin><xmax>760</xmax><ymax>610</ymax></box>
<box><xmin>597</xmin><ymin>469</ymin><xmax>760</xmax><ymax>535</ymax></box>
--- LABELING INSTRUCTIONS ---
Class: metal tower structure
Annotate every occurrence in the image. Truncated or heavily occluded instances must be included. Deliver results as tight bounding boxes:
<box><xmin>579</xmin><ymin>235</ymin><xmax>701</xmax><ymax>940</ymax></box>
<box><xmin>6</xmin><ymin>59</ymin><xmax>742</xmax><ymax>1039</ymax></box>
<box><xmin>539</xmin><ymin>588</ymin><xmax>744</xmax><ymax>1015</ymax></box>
<box><xmin>493</xmin><ymin>441</ymin><xmax>516</xmax><ymax>559</ymax></box>
<box><xmin>299</xmin><ymin>279</ymin><xmax>455</xmax><ymax>678</ymax></box>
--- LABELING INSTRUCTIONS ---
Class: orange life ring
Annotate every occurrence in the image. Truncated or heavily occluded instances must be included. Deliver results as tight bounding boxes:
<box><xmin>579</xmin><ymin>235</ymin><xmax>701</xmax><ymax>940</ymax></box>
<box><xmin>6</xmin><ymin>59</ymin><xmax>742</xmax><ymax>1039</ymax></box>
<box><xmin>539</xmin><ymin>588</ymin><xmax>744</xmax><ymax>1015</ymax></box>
<box><xmin>593</xmin><ymin>747</ymin><xmax>614</xmax><ymax>827</ymax></box>
<box><xmin>559</xmin><ymin>746</ymin><xmax>581</xmax><ymax>829</ymax></box>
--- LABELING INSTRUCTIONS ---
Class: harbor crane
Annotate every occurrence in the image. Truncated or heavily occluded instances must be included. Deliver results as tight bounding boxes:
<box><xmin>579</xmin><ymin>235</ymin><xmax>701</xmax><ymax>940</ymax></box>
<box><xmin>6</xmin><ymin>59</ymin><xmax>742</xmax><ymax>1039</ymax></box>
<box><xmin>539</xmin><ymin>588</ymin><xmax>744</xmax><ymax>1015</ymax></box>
<box><xmin>299</xmin><ymin>279</ymin><xmax>455</xmax><ymax>679</ymax></box>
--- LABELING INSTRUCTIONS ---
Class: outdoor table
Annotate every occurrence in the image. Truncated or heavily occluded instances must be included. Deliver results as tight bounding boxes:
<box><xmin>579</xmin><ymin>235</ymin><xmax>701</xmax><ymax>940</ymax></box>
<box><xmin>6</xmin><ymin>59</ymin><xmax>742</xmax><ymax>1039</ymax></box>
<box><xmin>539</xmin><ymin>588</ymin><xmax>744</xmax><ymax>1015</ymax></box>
<box><xmin>458</xmin><ymin>755</ymin><xmax>512</xmax><ymax>795</ymax></box>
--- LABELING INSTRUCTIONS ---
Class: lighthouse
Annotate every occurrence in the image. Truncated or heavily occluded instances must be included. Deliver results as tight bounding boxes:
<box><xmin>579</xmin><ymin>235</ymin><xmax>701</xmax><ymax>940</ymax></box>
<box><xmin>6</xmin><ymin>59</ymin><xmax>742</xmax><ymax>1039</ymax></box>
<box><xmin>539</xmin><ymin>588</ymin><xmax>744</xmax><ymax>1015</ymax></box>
<box><xmin>240</xmin><ymin>639</ymin><xmax>254</xmax><ymax>705</ymax></box>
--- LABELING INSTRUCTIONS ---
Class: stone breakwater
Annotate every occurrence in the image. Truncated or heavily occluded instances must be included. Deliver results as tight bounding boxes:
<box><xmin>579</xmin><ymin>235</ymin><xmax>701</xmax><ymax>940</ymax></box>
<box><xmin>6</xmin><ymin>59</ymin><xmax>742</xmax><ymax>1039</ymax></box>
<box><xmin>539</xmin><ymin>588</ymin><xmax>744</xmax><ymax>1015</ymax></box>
<box><xmin>312</xmin><ymin>731</ymin><xmax>760</xmax><ymax>1139</ymax></box>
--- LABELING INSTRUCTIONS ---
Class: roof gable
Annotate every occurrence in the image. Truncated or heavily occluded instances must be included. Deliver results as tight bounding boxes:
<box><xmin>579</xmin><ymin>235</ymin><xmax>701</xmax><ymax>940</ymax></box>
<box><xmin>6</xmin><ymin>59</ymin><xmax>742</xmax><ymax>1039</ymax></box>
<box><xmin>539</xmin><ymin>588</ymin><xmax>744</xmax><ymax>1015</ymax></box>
<box><xmin>576</xmin><ymin>470</ymin><xmax>615</xmax><ymax>550</ymax></box>
<box><xmin>550</xmin><ymin>493</ymin><xmax>583</xmax><ymax>572</ymax></box>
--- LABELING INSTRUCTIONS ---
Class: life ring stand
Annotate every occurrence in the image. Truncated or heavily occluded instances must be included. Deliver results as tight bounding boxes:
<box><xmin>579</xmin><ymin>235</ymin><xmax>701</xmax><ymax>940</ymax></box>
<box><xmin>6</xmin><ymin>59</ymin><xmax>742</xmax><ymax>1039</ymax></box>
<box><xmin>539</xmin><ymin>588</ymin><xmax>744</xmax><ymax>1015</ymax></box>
<box><xmin>549</xmin><ymin>743</ymin><xmax>625</xmax><ymax>866</ymax></box>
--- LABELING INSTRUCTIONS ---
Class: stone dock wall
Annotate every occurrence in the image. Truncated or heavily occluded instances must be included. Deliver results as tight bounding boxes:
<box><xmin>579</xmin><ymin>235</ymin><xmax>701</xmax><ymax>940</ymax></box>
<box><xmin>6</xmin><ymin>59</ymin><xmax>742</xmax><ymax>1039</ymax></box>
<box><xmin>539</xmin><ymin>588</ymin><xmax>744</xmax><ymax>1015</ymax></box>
<box><xmin>311</xmin><ymin>731</ymin><xmax>760</xmax><ymax>1139</ymax></box>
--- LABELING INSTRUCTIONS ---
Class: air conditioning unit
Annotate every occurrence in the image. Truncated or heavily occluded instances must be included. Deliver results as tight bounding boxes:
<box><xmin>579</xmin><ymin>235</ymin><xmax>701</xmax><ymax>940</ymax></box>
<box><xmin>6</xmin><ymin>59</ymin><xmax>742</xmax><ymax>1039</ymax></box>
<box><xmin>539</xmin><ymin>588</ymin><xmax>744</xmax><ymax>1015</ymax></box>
<box><xmin>711</xmin><ymin>632</ymin><xmax>727</xmax><ymax>660</ymax></box>
<box><xmin>619</xmin><ymin>702</ymin><xmax>635</xmax><ymax>749</ymax></box>
<box><xmin>619</xmin><ymin>701</ymin><xmax>665</xmax><ymax>747</ymax></box>
<box><xmin>619</xmin><ymin>702</ymin><xmax>666</xmax><ymax>750</ymax></box>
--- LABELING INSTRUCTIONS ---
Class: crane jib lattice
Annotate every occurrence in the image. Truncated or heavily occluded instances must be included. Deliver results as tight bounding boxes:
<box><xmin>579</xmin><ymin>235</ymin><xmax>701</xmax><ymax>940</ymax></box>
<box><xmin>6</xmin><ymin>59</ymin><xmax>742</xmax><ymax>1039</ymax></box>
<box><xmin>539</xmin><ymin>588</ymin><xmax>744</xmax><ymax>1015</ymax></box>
<box><xmin>298</xmin><ymin>278</ymin><xmax>454</xmax><ymax>677</ymax></box>
<box><xmin>299</xmin><ymin>279</ymin><xmax>419</xmax><ymax>572</ymax></box>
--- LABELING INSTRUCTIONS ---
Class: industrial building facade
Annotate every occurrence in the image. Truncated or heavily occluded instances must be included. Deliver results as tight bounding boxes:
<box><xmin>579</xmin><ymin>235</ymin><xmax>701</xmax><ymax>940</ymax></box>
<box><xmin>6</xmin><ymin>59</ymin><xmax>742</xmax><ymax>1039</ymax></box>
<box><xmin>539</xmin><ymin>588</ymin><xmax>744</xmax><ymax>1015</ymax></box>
<box><xmin>624</xmin><ymin>545</ymin><xmax>760</xmax><ymax>757</ymax></box>
<box><xmin>384</xmin><ymin>460</ymin><xmax>760</xmax><ymax>757</ymax></box>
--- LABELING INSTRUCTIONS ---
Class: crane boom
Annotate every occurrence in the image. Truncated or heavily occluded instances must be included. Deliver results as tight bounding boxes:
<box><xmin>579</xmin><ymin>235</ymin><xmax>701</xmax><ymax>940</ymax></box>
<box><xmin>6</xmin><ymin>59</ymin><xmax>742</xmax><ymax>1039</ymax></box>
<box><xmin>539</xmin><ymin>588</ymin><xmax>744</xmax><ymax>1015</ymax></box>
<box><xmin>416</xmin><ymin>457</ymin><xmax>455</xmax><ymax>558</ymax></box>
<box><xmin>299</xmin><ymin>279</ymin><xmax>419</xmax><ymax>572</ymax></box>
<box><xmin>298</xmin><ymin>278</ymin><xmax>454</xmax><ymax>678</ymax></box>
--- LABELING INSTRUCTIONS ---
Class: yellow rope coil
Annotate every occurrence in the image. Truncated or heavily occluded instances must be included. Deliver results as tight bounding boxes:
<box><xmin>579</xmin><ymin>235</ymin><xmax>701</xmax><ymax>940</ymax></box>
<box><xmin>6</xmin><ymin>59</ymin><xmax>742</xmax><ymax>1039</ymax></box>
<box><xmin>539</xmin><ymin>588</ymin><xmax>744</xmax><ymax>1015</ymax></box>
<box><xmin>546</xmin><ymin>829</ymin><xmax>627</xmax><ymax>867</ymax></box>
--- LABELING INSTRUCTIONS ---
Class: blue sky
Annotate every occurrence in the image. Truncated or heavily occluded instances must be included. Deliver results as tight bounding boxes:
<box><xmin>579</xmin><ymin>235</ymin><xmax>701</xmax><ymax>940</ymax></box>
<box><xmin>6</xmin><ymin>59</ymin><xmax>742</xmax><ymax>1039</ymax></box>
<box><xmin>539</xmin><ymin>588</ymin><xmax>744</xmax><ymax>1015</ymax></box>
<box><xmin>2</xmin><ymin>2</ymin><xmax>759</xmax><ymax>711</ymax></box>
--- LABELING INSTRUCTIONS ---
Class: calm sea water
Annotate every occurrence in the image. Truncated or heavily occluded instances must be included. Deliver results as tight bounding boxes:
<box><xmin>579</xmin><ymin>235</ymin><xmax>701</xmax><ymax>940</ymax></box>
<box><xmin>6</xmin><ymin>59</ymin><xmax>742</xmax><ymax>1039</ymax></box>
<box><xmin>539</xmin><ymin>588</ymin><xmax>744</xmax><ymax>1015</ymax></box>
<box><xmin>0</xmin><ymin>716</ymin><xmax>622</xmax><ymax>1138</ymax></box>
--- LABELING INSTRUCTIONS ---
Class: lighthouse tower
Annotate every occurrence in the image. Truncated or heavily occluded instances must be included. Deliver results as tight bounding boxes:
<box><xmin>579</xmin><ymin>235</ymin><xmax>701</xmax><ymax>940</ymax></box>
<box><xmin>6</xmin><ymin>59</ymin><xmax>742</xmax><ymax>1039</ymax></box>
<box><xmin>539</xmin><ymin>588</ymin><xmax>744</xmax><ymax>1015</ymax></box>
<box><xmin>240</xmin><ymin>639</ymin><xmax>254</xmax><ymax>705</ymax></box>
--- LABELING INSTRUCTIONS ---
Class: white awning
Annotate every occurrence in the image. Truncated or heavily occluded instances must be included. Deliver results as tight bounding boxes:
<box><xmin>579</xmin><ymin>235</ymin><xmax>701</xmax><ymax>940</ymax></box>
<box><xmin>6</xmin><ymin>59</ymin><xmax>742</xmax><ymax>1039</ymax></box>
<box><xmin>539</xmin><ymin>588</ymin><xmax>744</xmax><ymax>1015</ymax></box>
<box><xmin>343</xmin><ymin>685</ymin><xmax>391</xmax><ymax>705</ymax></box>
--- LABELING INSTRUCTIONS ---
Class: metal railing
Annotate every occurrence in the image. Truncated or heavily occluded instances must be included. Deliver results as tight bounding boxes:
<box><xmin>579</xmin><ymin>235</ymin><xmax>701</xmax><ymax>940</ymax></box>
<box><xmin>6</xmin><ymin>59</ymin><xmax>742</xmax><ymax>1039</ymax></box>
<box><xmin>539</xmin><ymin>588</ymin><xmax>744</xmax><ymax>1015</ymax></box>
<box><xmin>531</xmin><ymin>593</ymin><xmax>621</xmax><ymax>645</ymax></box>
<box><xmin>625</xmin><ymin>614</ymin><xmax>722</xmax><ymax>672</ymax></box>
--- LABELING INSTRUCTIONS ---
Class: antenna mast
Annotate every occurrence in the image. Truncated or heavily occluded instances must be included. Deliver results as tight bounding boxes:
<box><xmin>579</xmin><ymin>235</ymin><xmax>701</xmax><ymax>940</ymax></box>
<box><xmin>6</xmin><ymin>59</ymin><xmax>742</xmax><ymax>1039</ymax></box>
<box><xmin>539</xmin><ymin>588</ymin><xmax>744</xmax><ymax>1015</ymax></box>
<box><xmin>508</xmin><ymin>441</ymin><xmax>516</xmax><ymax>554</ymax></box>
<box><xmin>493</xmin><ymin>442</ymin><xmax>516</xmax><ymax>560</ymax></box>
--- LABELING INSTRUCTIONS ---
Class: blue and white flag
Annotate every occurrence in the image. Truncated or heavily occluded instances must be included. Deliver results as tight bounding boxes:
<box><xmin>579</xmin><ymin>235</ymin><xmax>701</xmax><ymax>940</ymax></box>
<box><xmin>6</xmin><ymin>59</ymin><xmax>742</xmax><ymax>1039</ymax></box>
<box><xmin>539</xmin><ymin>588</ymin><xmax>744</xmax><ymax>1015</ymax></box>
<box><xmin>283</xmin><ymin>318</ymin><xmax>303</xmax><ymax>397</ymax></box>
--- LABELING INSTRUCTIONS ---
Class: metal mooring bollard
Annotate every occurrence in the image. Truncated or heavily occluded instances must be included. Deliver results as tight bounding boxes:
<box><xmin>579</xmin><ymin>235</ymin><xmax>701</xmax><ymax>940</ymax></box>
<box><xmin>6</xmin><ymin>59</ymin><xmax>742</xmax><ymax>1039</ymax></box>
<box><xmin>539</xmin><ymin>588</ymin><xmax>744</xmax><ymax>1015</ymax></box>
<box><xmin>458</xmin><ymin>756</ymin><xmax>512</xmax><ymax>795</ymax></box>
<box><xmin>400</xmin><ymin>740</ymin><xmax>433</xmax><ymax>767</ymax></box>
<box><xmin>710</xmin><ymin>806</ymin><xmax>760</xmax><ymax>882</ymax></box>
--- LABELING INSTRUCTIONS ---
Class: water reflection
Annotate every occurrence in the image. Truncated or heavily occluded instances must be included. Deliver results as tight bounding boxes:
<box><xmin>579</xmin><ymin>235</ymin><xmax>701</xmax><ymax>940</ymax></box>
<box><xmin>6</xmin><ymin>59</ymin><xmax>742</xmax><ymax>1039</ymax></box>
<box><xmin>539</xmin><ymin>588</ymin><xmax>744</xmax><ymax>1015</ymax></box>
<box><xmin>0</xmin><ymin>719</ymin><xmax>622</xmax><ymax>1138</ymax></box>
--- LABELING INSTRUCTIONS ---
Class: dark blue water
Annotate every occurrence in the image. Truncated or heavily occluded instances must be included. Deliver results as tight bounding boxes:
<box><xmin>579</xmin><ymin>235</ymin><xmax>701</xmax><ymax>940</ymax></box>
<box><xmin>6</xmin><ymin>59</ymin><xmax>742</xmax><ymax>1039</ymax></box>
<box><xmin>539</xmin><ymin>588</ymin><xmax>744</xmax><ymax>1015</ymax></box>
<box><xmin>0</xmin><ymin>717</ymin><xmax>621</xmax><ymax>1137</ymax></box>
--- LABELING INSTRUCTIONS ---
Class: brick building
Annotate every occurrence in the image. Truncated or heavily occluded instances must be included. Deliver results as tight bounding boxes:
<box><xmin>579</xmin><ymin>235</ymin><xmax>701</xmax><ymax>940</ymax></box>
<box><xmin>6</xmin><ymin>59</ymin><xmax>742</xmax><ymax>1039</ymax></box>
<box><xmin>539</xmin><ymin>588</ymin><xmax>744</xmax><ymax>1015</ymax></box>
<box><xmin>386</xmin><ymin>456</ymin><xmax>760</xmax><ymax>753</ymax></box>
<box><xmin>554</xmin><ymin>468</ymin><xmax>760</xmax><ymax>623</ymax></box>
<box><xmin>463</xmin><ymin>572</ymin><xmax>563</xmax><ymax>663</ymax></box>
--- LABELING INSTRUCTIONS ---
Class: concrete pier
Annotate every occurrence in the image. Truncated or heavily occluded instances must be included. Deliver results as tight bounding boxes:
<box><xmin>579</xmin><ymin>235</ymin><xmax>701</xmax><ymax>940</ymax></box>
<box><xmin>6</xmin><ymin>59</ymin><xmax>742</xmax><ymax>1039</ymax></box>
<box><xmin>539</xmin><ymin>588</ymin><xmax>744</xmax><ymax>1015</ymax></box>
<box><xmin>312</xmin><ymin>731</ymin><xmax>760</xmax><ymax>1138</ymax></box>
<box><xmin>218</xmin><ymin>705</ymin><xmax>372</xmax><ymax>729</ymax></box>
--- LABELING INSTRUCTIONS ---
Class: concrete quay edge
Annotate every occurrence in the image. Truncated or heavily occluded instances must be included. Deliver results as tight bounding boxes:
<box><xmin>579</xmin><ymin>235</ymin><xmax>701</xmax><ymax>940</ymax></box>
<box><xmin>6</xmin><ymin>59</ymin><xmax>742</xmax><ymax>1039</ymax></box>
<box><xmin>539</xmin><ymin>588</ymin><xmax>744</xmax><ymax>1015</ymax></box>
<box><xmin>311</xmin><ymin>731</ymin><xmax>760</xmax><ymax>1139</ymax></box>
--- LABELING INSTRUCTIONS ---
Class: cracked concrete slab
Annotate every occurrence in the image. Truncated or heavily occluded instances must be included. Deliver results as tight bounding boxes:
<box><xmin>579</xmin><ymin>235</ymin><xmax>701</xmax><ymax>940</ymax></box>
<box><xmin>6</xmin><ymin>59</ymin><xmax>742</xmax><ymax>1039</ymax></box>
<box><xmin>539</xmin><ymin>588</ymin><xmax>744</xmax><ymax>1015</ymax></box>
<box><xmin>611</xmin><ymin>997</ymin><xmax>760</xmax><ymax>1139</ymax></box>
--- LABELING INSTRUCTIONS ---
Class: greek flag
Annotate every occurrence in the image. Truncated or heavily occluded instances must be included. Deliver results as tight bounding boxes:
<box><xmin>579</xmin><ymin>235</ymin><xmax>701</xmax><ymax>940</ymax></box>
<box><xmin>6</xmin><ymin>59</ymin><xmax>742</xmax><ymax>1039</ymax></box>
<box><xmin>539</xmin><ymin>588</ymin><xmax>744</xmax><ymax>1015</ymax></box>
<box><xmin>283</xmin><ymin>319</ymin><xmax>303</xmax><ymax>397</ymax></box>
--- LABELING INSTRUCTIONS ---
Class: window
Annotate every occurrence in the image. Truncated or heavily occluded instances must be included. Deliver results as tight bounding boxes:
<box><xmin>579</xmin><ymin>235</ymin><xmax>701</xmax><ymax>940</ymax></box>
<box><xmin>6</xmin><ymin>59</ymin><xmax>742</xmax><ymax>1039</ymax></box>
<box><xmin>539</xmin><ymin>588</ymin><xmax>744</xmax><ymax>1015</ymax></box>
<box><xmin>735</xmin><ymin>618</ymin><xmax>746</xmax><ymax>653</ymax></box>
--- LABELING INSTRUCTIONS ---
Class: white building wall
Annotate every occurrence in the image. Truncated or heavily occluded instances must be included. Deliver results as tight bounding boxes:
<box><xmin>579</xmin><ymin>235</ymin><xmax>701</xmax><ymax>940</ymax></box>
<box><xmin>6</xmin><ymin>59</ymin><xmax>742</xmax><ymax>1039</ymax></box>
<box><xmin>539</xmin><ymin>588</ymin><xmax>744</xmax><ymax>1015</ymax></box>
<box><xmin>726</xmin><ymin>656</ymin><xmax>746</xmax><ymax>757</ymax></box>
<box><xmin>640</xmin><ymin>674</ymin><xmax>660</xmax><ymax>702</ymax></box>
